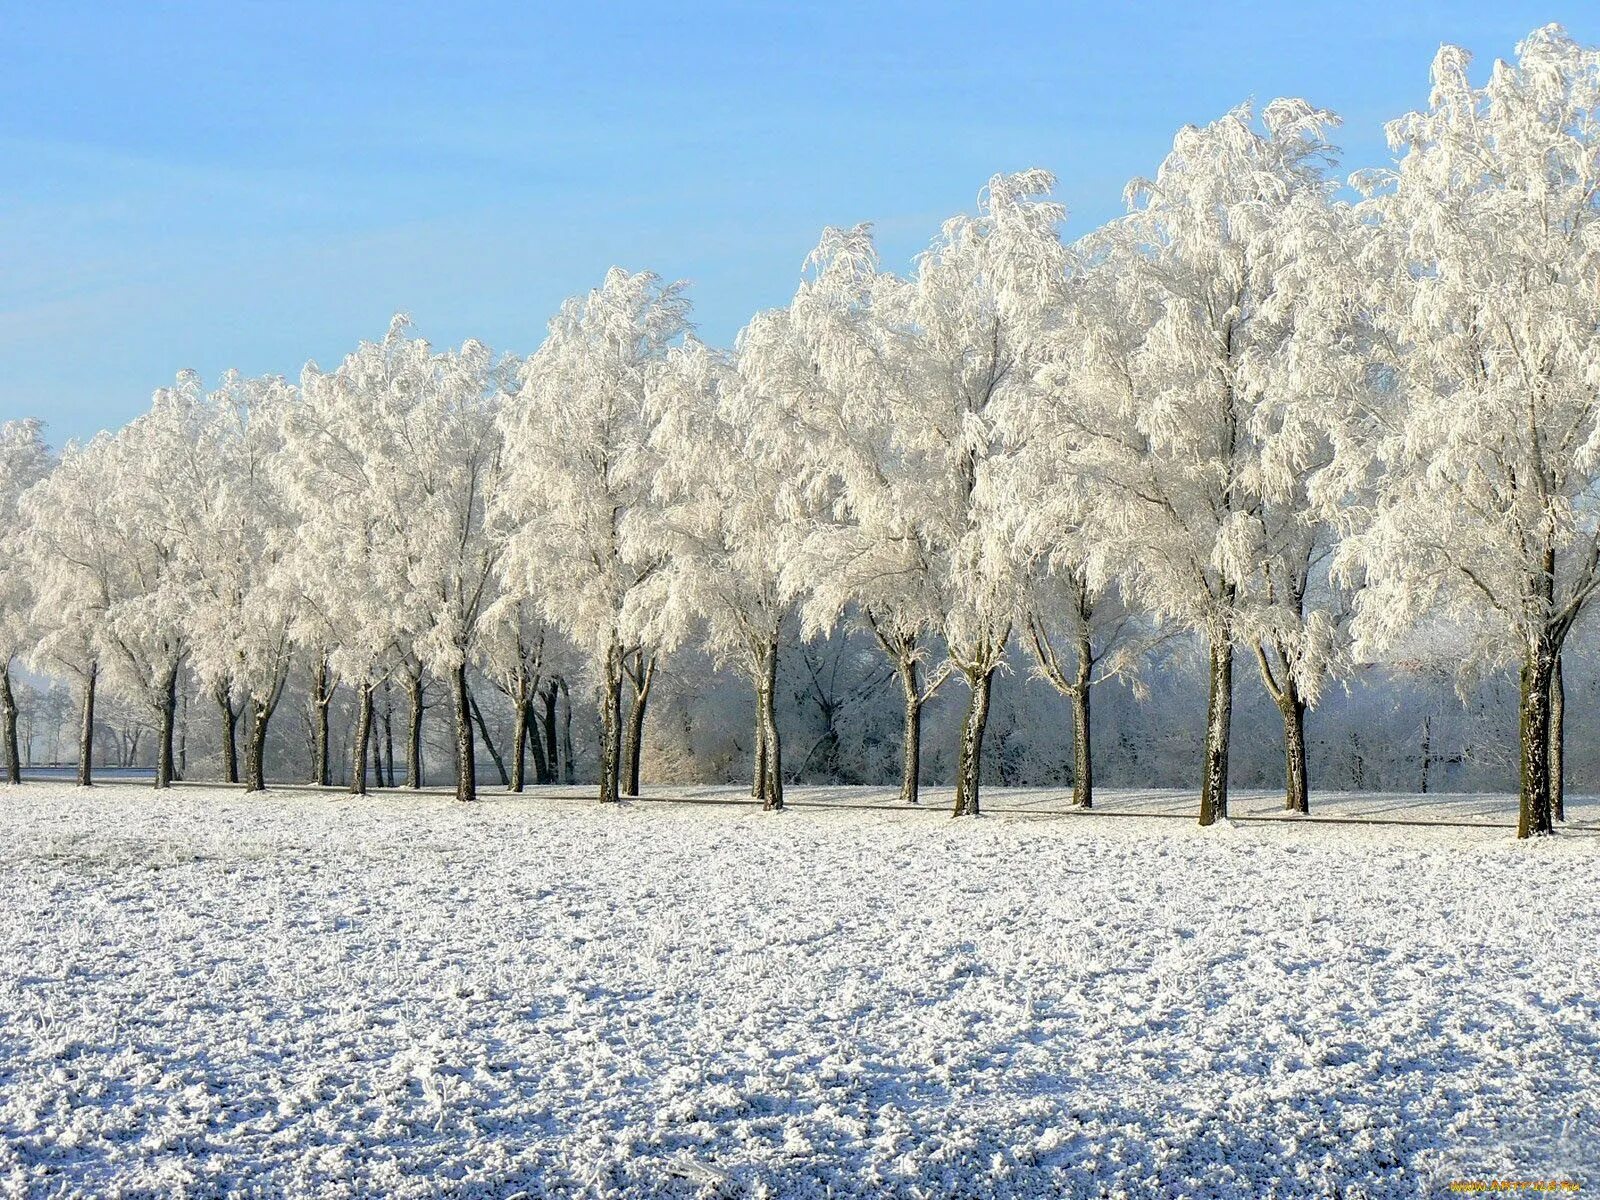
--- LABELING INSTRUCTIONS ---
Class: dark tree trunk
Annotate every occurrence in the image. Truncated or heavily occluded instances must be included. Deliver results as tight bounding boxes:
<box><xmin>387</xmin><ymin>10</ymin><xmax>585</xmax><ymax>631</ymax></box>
<box><xmin>896</xmin><ymin>658</ymin><xmax>922</xmax><ymax>805</ymax></box>
<box><xmin>951</xmin><ymin>666</ymin><xmax>995</xmax><ymax>818</ymax></box>
<box><xmin>1198</xmin><ymin>633</ymin><xmax>1233</xmax><ymax>827</ymax></box>
<box><xmin>155</xmin><ymin>662</ymin><xmax>180</xmax><ymax>790</ymax></box>
<box><xmin>526</xmin><ymin>701</ymin><xmax>548</xmax><ymax>784</ymax></box>
<box><xmin>350</xmin><ymin>683</ymin><xmax>374</xmax><ymax>796</ymax></box>
<box><xmin>176</xmin><ymin>685</ymin><xmax>188</xmax><ymax>781</ymax></box>
<box><xmin>405</xmin><ymin>670</ymin><xmax>424</xmax><ymax>788</ymax></box>
<box><xmin>1069</xmin><ymin>684</ymin><xmax>1092</xmax><ymax>810</ymax></box>
<box><xmin>454</xmin><ymin>664</ymin><xmax>479</xmax><ymax>802</ymax></box>
<box><xmin>217</xmin><ymin>688</ymin><xmax>239</xmax><ymax>784</ymax></box>
<box><xmin>1069</xmin><ymin>620</ymin><xmax>1095</xmax><ymax>809</ymax></box>
<box><xmin>757</xmin><ymin>636</ymin><xmax>783</xmax><ymax>811</ymax></box>
<box><xmin>382</xmin><ymin>679</ymin><xmax>396</xmax><ymax>788</ymax></box>
<box><xmin>559</xmin><ymin>677</ymin><xmax>575</xmax><ymax>784</ymax></box>
<box><xmin>509</xmin><ymin>694</ymin><xmax>529</xmax><ymax>792</ymax></box>
<box><xmin>245</xmin><ymin>697</ymin><xmax>274</xmax><ymax>792</ymax></box>
<box><xmin>310</xmin><ymin>661</ymin><xmax>333</xmax><ymax>786</ymax></box>
<box><xmin>1517</xmin><ymin>638</ymin><xmax>1557</xmax><ymax>839</ymax></box>
<box><xmin>900</xmin><ymin>697</ymin><xmax>922</xmax><ymax>806</ymax></box>
<box><xmin>78</xmin><ymin>666</ymin><xmax>97</xmax><ymax>787</ymax></box>
<box><xmin>1420</xmin><ymin>714</ymin><xmax>1432</xmax><ymax>794</ymax></box>
<box><xmin>1550</xmin><ymin>655</ymin><xmax>1565</xmax><ymax>823</ymax></box>
<box><xmin>370</xmin><ymin>714</ymin><xmax>384</xmax><ymax>788</ymax></box>
<box><xmin>314</xmin><ymin>691</ymin><xmax>331</xmax><ymax>785</ymax></box>
<box><xmin>599</xmin><ymin>645</ymin><xmax>623</xmax><ymax>803</ymax></box>
<box><xmin>1</xmin><ymin>665</ymin><xmax>20</xmax><ymax>785</ymax></box>
<box><xmin>1281</xmin><ymin>689</ymin><xmax>1309</xmax><ymax>815</ymax></box>
<box><xmin>542</xmin><ymin>683</ymin><xmax>559</xmax><ymax>784</ymax></box>
<box><xmin>751</xmin><ymin>708</ymin><xmax>767</xmax><ymax>801</ymax></box>
<box><xmin>623</xmin><ymin>651</ymin><xmax>655</xmax><ymax>797</ymax></box>
<box><xmin>467</xmin><ymin>688</ymin><xmax>508</xmax><ymax>787</ymax></box>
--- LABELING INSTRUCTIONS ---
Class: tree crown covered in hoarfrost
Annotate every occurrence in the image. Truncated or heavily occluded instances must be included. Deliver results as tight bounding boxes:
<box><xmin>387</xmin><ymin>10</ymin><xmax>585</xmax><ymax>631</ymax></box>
<box><xmin>1346</xmin><ymin>25</ymin><xmax>1600</xmax><ymax>674</ymax></box>
<box><xmin>497</xmin><ymin>268</ymin><xmax>691</xmax><ymax>664</ymax></box>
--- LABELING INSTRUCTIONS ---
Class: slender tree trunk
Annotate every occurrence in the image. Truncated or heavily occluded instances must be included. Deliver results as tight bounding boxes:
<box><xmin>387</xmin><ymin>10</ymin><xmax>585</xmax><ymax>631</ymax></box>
<box><xmin>405</xmin><ymin>670</ymin><xmax>424</xmax><ymax>788</ymax></box>
<box><xmin>245</xmin><ymin>698</ymin><xmax>273</xmax><ymax>792</ymax></box>
<box><xmin>1281</xmin><ymin>688</ymin><xmax>1309</xmax><ymax>815</ymax></box>
<box><xmin>526</xmin><ymin>701</ymin><xmax>548</xmax><ymax>784</ymax></box>
<box><xmin>350</xmin><ymin>683</ymin><xmax>374</xmax><ymax>796</ymax></box>
<box><xmin>1550</xmin><ymin>656</ymin><xmax>1565</xmax><ymax>823</ymax></box>
<box><xmin>314</xmin><ymin>691</ymin><xmax>331</xmax><ymax>785</ymax></box>
<box><xmin>176</xmin><ymin>685</ymin><xmax>188</xmax><ymax>781</ymax></box>
<box><xmin>310</xmin><ymin>662</ymin><xmax>332</xmax><ymax>786</ymax></box>
<box><xmin>1517</xmin><ymin>639</ymin><xmax>1557</xmax><ymax>839</ymax></box>
<box><xmin>951</xmin><ymin>666</ymin><xmax>995</xmax><ymax>818</ymax></box>
<box><xmin>952</xmin><ymin>695</ymin><xmax>969</xmax><ymax>817</ymax></box>
<box><xmin>155</xmin><ymin>662</ymin><xmax>180</xmax><ymax>790</ymax></box>
<box><xmin>509</xmin><ymin>690</ymin><xmax>529</xmax><ymax>792</ymax></box>
<box><xmin>751</xmin><ymin>709</ymin><xmax>768</xmax><ymax>801</ymax></box>
<box><xmin>1069</xmin><ymin>620</ymin><xmax>1095</xmax><ymax>808</ymax></box>
<box><xmin>454</xmin><ymin>664</ymin><xmax>478</xmax><ymax>802</ymax></box>
<box><xmin>1069</xmin><ymin>686</ymin><xmax>1093</xmax><ymax>810</ymax></box>
<box><xmin>216</xmin><ymin>688</ymin><xmax>239</xmax><ymax>784</ymax></box>
<box><xmin>560</xmin><ymin>677</ymin><xmax>575</xmax><ymax>785</ymax></box>
<box><xmin>542</xmin><ymin>683</ymin><xmax>559</xmax><ymax>784</ymax></box>
<box><xmin>758</xmin><ymin>636</ymin><xmax>783</xmax><ymax>811</ymax></box>
<box><xmin>1420</xmin><ymin>714</ymin><xmax>1432</xmax><ymax>794</ymax></box>
<box><xmin>599</xmin><ymin>644</ymin><xmax>624</xmax><ymax>803</ymax></box>
<box><xmin>897</xmin><ymin>658</ymin><xmax>922</xmax><ymax>805</ymax></box>
<box><xmin>1198</xmin><ymin>632</ymin><xmax>1234</xmax><ymax>827</ymax></box>
<box><xmin>623</xmin><ymin>652</ymin><xmax>655</xmax><ymax>797</ymax></box>
<box><xmin>1</xmin><ymin>665</ymin><xmax>20</xmax><ymax>785</ymax></box>
<box><xmin>382</xmin><ymin>679</ymin><xmax>395</xmax><ymax>788</ymax></box>
<box><xmin>900</xmin><ymin>696</ymin><xmax>922</xmax><ymax>806</ymax></box>
<box><xmin>78</xmin><ymin>666</ymin><xmax>97</xmax><ymax>787</ymax></box>
<box><xmin>467</xmin><ymin>687</ymin><xmax>507</xmax><ymax>788</ymax></box>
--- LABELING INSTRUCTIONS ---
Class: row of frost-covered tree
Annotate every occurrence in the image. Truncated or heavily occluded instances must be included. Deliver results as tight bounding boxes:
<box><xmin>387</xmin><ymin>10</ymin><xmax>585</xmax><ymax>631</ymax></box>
<box><xmin>2</xmin><ymin>26</ymin><xmax>1597</xmax><ymax>838</ymax></box>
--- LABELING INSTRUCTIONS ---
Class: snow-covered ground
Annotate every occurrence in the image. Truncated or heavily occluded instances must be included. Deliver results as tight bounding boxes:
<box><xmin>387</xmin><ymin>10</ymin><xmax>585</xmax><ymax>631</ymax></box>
<box><xmin>1</xmin><ymin>784</ymin><xmax>1596</xmax><ymax>1198</ymax></box>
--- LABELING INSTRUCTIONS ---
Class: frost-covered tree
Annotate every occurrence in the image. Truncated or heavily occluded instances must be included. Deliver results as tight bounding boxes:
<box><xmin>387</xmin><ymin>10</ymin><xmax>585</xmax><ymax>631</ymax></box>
<box><xmin>157</xmin><ymin>372</ymin><xmax>299</xmax><ymax>791</ymax></box>
<box><xmin>386</xmin><ymin>331</ymin><xmax>503</xmax><ymax>802</ymax></box>
<box><xmin>653</xmin><ymin>337</ymin><xmax>801</xmax><ymax>811</ymax></box>
<box><xmin>22</xmin><ymin>413</ymin><xmax>191</xmax><ymax>787</ymax></box>
<box><xmin>19</xmin><ymin>444</ymin><xmax>103</xmax><ymax>786</ymax></box>
<box><xmin>1065</xmin><ymin>100</ymin><xmax>1345</xmax><ymax>824</ymax></box>
<box><xmin>289</xmin><ymin>335</ymin><xmax>416</xmax><ymax>795</ymax></box>
<box><xmin>497</xmin><ymin>268</ymin><xmax>690</xmax><ymax>804</ymax></box>
<box><xmin>292</xmin><ymin>317</ymin><xmax>502</xmax><ymax>799</ymax></box>
<box><xmin>782</xmin><ymin>176</ymin><xmax>1068</xmax><ymax>820</ymax></box>
<box><xmin>902</xmin><ymin>171</ymin><xmax>1069</xmax><ymax>817</ymax></box>
<box><xmin>780</xmin><ymin>226</ymin><xmax>951</xmax><ymax>806</ymax></box>
<box><xmin>98</xmin><ymin>385</ymin><xmax>207</xmax><ymax>787</ymax></box>
<box><xmin>98</xmin><ymin>418</ymin><xmax>194</xmax><ymax>787</ymax></box>
<box><xmin>0</xmin><ymin>418</ymin><xmax>52</xmax><ymax>782</ymax></box>
<box><xmin>1345</xmin><ymin>26</ymin><xmax>1600</xmax><ymax>837</ymax></box>
<box><xmin>1231</xmin><ymin>193</ymin><xmax>1370</xmax><ymax>815</ymax></box>
<box><xmin>1007</xmin><ymin>336</ymin><xmax>1161</xmax><ymax>812</ymax></box>
<box><xmin>1016</xmin><ymin>564</ymin><xmax>1146</xmax><ymax>811</ymax></box>
<box><xmin>477</xmin><ymin>592</ymin><xmax>549</xmax><ymax>792</ymax></box>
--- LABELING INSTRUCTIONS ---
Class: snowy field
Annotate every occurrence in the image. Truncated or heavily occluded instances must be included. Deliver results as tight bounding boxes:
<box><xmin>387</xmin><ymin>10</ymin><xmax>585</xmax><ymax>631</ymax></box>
<box><xmin>1</xmin><ymin>784</ymin><xmax>1597</xmax><ymax>1199</ymax></box>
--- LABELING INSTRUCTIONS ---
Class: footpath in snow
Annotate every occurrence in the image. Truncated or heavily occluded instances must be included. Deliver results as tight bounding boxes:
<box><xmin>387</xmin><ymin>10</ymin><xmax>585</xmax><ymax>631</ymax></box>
<box><xmin>0</xmin><ymin>783</ymin><xmax>1596</xmax><ymax>1198</ymax></box>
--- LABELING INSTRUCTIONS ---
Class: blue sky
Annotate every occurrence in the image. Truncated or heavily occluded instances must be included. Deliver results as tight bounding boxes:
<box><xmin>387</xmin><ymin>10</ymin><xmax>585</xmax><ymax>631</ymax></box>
<box><xmin>2</xmin><ymin>1</ymin><xmax>1592</xmax><ymax>445</ymax></box>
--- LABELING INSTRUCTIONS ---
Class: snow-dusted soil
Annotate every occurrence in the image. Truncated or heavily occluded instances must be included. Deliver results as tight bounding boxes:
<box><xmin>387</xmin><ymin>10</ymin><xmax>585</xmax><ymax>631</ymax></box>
<box><xmin>1</xmin><ymin>785</ymin><xmax>1596</xmax><ymax>1199</ymax></box>
<box><xmin>622</xmin><ymin>782</ymin><xmax>1600</xmax><ymax>828</ymax></box>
